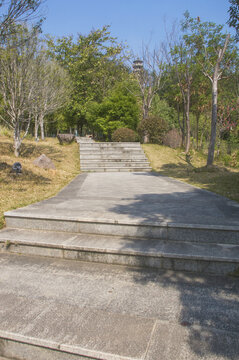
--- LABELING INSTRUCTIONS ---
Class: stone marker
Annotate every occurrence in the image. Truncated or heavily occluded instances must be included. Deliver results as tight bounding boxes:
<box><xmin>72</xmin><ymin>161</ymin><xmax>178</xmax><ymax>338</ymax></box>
<box><xmin>33</xmin><ymin>154</ymin><xmax>55</xmax><ymax>170</ymax></box>
<box><xmin>57</xmin><ymin>133</ymin><xmax>75</xmax><ymax>144</ymax></box>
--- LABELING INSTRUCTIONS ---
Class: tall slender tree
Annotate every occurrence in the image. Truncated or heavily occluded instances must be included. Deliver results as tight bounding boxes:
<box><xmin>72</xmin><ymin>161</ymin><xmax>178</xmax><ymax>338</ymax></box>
<box><xmin>0</xmin><ymin>26</ymin><xmax>38</xmax><ymax>156</ymax></box>
<box><xmin>182</xmin><ymin>13</ymin><xmax>236</xmax><ymax>165</ymax></box>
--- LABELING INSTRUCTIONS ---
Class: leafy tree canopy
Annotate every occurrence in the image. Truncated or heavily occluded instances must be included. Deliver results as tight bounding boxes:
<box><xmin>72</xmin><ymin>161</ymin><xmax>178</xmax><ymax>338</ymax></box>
<box><xmin>87</xmin><ymin>81</ymin><xmax>140</xmax><ymax>140</ymax></box>
<box><xmin>228</xmin><ymin>0</ymin><xmax>239</xmax><ymax>40</ymax></box>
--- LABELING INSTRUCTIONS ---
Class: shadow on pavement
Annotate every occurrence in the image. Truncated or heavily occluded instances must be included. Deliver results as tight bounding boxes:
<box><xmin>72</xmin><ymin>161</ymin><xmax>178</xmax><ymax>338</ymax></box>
<box><xmin>131</xmin><ymin>267</ymin><xmax>239</xmax><ymax>359</ymax></box>
<box><xmin>108</xmin><ymin>172</ymin><xmax>239</xmax><ymax>359</ymax></box>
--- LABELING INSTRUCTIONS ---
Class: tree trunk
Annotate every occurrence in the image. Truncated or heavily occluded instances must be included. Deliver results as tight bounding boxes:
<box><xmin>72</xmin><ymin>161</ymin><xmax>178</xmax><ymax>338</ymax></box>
<box><xmin>182</xmin><ymin>103</ymin><xmax>186</xmax><ymax>146</ymax></box>
<box><xmin>34</xmin><ymin>116</ymin><xmax>39</xmax><ymax>140</ymax></box>
<box><xmin>14</xmin><ymin>125</ymin><xmax>21</xmax><ymax>157</ymax></box>
<box><xmin>207</xmin><ymin>34</ymin><xmax>230</xmax><ymax>166</ymax></box>
<box><xmin>196</xmin><ymin>113</ymin><xmax>200</xmax><ymax>150</ymax></box>
<box><xmin>185</xmin><ymin>89</ymin><xmax>190</xmax><ymax>154</ymax></box>
<box><xmin>177</xmin><ymin>103</ymin><xmax>185</xmax><ymax>146</ymax></box>
<box><xmin>207</xmin><ymin>77</ymin><xmax>218</xmax><ymax>166</ymax></box>
<box><xmin>143</xmin><ymin>104</ymin><xmax>149</xmax><ymax>120</ymax></box>
<box><xmin>40</xmin><ymin>115</ymin><xmax>45</xmax><ymax>140</ymax></box>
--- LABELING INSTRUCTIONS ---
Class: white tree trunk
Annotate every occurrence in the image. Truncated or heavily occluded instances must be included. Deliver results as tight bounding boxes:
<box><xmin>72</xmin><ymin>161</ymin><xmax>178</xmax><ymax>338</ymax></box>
<box><xmin>34</xmin><ymin>116</ymin><xmax>39</xmax><ymax>140</ymax></box>
<box><xmin>40</xmin><ymin>114</ymin><xmax>45</xmax><ymax>140</ymax></box>
<box><xmin>207</xmin><ymin>76</ymin><xmax>218</xmax><ymax>166</ymax></box>
<box><xmin>206</xmin><ymin>34</ymin><xmax>230</xmax><ymax>166</ymax></box>
<box><xmin>185</xmin><ymin>89</ymin><xmax>191</xmax><ymax>154</ymax></box>
<box><xmin>14</xmin><ymin>125</ymin><xmax>21</xmax><ymax>157</ymax></box>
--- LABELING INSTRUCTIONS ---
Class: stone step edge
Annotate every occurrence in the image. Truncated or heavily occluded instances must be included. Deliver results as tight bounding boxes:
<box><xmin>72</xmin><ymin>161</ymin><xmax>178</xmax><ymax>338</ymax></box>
<box><xmin>80</xmin><ymin>166</ymin><xmax>151</xmax><ymax>169</ymax></box>
<box><xmin>79</xmin><ymin>151</ymin><xmax>145</xmax><ymax>154</ymax></box>
<box><xmin>80</xmin><ymin>142</ymin><xmax>141</xmax><ymax>145</ymax></box>
<box><xmin>1</xmin><ymin>230</ymin><xmax>239</xmax><ymax>263</ymax></box>
<box><xmin>80</xmin><ymin>166</ymin><xmax>150</xmax><ymax>168</ymax></box>
<box><xmin>80</xmin><ymin>169</ymin><xmax>152</xmax><ymax>172</ymax></box>
<box><xmin>0</xmin><ymin>330</ymin><xmax>135</xmax><ymax>360</ymax></box>
<box><xmin>80</xmin><ymin>162</ymin><xmax>150</xmax><ymax>165</ymax></box>
<box><xmin>80</xmin><ymin>159</ymin><xmax>150</xmax><ymax>162</ymax></box>
<box><xmin>3</xmin><ymin>215</ymin><xmax>239</xmax><ymax>245</ymax></box>
<box><xmin>79</xmin><ymin>157</ymin><xmax>148</xmax><ymax>160</ymax></box>
<box><xmin>4</xmin><ymin>213</ymin><xmax>239</xmax><ymax>232</ymax></box>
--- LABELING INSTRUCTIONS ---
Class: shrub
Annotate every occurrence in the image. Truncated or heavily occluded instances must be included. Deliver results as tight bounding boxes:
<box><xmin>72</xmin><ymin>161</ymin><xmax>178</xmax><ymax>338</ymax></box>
<box><xmin>57</xmin><ymin>134</ymin><xmax>75</xmax><ymax>145</ymax></box>
<box><xmin>137</xmin><ymin>115</ymin><xmax>169</xmax><ymax>144</ymax></box>
<box><xmin>112</xmin><ymin>128</ymin><xmax>138</xmax><ymax>142</ymax></box>
<box><xmin>163</xmin><ymin>129</ymin><xmax>182</xmax><ymax>149</ymax></box>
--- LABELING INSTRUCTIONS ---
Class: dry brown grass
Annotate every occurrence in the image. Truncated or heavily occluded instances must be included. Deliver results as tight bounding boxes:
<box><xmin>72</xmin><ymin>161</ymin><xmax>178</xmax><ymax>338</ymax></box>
<box><xmin>143</xmin><ymin>144</ymin><xmax>239</xmax><ymax>203</ymax></box>
<box><xmin>0</xmin><ymin>136</ymin><xmax>80</xmax><ymax>229</ymax></box>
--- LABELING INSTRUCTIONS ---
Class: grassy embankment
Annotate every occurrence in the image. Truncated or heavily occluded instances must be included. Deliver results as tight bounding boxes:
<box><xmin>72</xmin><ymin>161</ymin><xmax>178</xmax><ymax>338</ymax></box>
<box><xmin>143</xmin><ymin>144</ymin><xmax>239</xmax><ymax>203</ymax></box>
<box><xmin>0</xmin><ymin>136</ymin><xmax>80</xmax><ymax>229</ymax></box>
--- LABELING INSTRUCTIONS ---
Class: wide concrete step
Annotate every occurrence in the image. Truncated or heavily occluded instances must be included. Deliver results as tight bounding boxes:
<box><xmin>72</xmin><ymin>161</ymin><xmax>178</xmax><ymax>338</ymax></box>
<box><xmin>76</xmin><ymin>136</ymin><xmax>94</xmax><ymax>143</ymax></box>
<box><xmin>1</xmin><ymin>228</ymin><xmax>239</xmax><ymax>275</ymax></box>
<box><xmin>80</xmin><ymin>159</ymin><xmax>149</xmax><ymax>163</ymax></box>
<box><xmin>80</xmin><ymin>154</ymin><xmax>148</xmax><ymax>160</ymax></box>
<box><xmin>80</xmin><ymin>148</ymin><xmax>144</xmax><ymax>155</ymax></box>
<box><xmin>80</xmin><ymin>163</ymin><xmax>150</xmax><ymax>169</ymax></box>
<box><xmin>80</xmin><ymin>142</ymin><xmax>142</xmax><ymax>147</ymax></box>
<box><xmin>80</xmin><ymin>167</ymin><xmax>152</xmax><ymax>172</ymax></box>
<box><xmin>2</xmin><ymin>252</ymin><xmax>238</xmax><ymax>360</ymax></box>
<box><xmin>80</xmin><ymin>167</ymin><xmax>151</xmax><ymax>172</ymax></box>
<box><xmin>4</xmin><ymin>211</ymin><xmax>239</xmax><ymax>245</ymax></box>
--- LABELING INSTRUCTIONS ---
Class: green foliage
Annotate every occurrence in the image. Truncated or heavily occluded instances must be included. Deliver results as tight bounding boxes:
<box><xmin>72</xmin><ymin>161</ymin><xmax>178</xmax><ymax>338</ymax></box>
<box><xmin>87</xmin><ymin>81</ymin><xmax>140</xmax><ymax>140</ymax></box>
<box><xmin>182</xmin><ymin>11</ymin><xmax>237</xmax><ymax>78</ymax></box>
<box><xmin>137</xmin><ymin>115</ymin><xmax>169</xmax><ymax>144</ymax></box>
<box><xmin>47</xmin><ymin>26</ymin><xmax>128</xmax><ymax>134</ymax></box>
<box><xmin>150</xmin><ymin>96</ymin><xmax>178</xmax><ymax>129</ymax></box>
<box><xmin>227</xmin><ymin>0</ymin><xmax>239</xmax><ymax>40</ymax></box>
<box><xmin>112</xmin><ymin>127</ymin><xmax>138</xmax><ymax>142</ymax></box>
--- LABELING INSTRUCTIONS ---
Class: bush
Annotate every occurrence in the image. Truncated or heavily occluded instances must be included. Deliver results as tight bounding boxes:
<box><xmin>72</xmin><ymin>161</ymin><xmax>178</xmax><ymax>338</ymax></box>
<box><xmin>137</xmin><ymin>115</ymin><xmax>169</xmax><ymax>144</ymax></box>
<box><xmin>57</xmin><ymin>134</ymin><xmax>75</xmax><ymax>145</ymax></box>
<box><xmin>163</xmin><ymin>129</ymin><xmax>182</xmax><ymax>149</ymax></box>
<box><xmin>112</xmin><ymin>128</ymin><xmax>138</xmax><ymax>142</ymax></box>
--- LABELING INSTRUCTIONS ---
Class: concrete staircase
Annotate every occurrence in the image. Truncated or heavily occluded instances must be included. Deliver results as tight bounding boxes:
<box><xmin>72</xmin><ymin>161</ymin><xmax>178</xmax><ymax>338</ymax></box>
<box><xmin>1</xmin><ymin>224</ymin><xmax>239</xmax><ymax>276</ymax></box>
<box><xmin>1</xmin><ymin>172</ymin><xmax>239</xmax><ymax>276</ymax></box>
<box><xmin>79</xmin><ymin>142</ymin><xmax>151</xmax><ymax>172</ymax></box>
<box><xmin>0</xmin><ymin>172</ymin><xmax>239</xmax><ymax>360</ymax></box>
<box><xmin>1</xmin><ymin>191</ymin><xmax>239</xmax><ymax>276</ymax></box>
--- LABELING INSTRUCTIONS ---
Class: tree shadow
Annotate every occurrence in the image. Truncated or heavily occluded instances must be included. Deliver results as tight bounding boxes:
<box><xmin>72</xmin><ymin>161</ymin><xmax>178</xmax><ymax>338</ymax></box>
<box><xmin>107</xmin><ymin>173</ymin><xmax>239</xmax><ymax>359</ymax></box>
<box><xmin>0</xmin><ymin>139</ymin><xmax>63</xmax><ymax>162</ymax></box>
<box><xmin>0</xmin><ymin>164</ymin><xmax>51</xmax><ymax>185</ymax></box>
<box><xmin>109</xmin><ymin>176</ymin><xmax>239</xmax><ymax>226</ymax></box>
<box><xmin>129</xmin><ymin>266</ymin><xmax>239</xmax><ymax>359</ymax></box>
<box><xmin>155</xmin><ymin>162</ymin><xmax>239</xmax><ymax>202</ymax></box>
<box><xmin>0</xmin><ymin>141</ymin><xmax>13</xmax><ymax>155</ymax></box>
<box><xmin>20</xmin><ymin>143</ymin><xmax>63</xmax><ymax>162</ymax></box>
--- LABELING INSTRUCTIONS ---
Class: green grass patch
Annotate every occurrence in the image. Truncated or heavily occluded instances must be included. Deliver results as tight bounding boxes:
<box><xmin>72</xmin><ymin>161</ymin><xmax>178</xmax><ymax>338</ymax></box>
<box><xmin>0</xmin><ymin>136</ymin><xmax>80</xmax><ymax>229</ymax></box>
<box><xmin>143</xmin><ymin>144</ymin><xmax>239</xmax><ymax>203</ymax></box>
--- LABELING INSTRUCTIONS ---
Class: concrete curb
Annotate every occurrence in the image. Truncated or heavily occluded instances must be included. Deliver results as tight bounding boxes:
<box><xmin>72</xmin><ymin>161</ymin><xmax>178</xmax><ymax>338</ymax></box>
<box><xmin>0</xmin><ymin>330</ymin><xmax>138</xmax><ymax>360</ymax></box>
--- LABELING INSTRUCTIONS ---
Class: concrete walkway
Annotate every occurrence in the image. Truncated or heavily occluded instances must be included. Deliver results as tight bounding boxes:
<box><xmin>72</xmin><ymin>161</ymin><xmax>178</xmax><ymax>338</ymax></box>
<box><xmin>1</xmin><ymin>173</ymin><xmax>239</xmax><ymax>359</ymax></box>
<box><xmin>5</xmin><ymin>172</ymin><xmax>239</xmax><ymax>227</ymax></box>
<box><xmin>0</xmin><ymin>253</ymin><xmax>239</xmax><ymax>360</ymax></box>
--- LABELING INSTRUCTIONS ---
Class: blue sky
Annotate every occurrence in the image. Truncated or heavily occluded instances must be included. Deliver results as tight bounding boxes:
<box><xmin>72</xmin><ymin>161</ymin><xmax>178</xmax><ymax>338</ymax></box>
<box><xmin>42</xmin><ymin>0</ymin><xmax>232</xmax><ymax>54</ymax></box>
